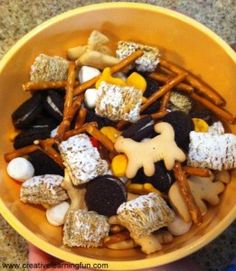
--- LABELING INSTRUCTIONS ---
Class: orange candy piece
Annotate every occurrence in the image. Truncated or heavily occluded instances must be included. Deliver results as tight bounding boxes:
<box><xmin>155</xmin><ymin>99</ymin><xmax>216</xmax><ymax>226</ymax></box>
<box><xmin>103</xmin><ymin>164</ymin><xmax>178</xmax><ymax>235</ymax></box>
<box><xmin>111</xmin><ymin>154</ymin><xmax>128</xmax><ymax>177</ymax></box>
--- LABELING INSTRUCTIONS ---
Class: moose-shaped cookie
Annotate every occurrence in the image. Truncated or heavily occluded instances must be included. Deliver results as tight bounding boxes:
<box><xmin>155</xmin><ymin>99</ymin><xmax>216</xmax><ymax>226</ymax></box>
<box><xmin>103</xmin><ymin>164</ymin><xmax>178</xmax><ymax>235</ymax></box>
<box><xmin>115</xmin><ymin>122</ymin><xmax>186</xmax><ymax>178</ymax></box>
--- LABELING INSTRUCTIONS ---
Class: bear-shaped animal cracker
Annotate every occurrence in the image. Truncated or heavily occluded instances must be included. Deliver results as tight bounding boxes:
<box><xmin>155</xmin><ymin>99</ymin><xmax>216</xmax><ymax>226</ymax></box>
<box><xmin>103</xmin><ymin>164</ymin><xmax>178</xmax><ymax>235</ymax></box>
<box><xmin>115</xmin><ymin>122</ymin><xmax>186</xmax><ymax>178</ymax></box>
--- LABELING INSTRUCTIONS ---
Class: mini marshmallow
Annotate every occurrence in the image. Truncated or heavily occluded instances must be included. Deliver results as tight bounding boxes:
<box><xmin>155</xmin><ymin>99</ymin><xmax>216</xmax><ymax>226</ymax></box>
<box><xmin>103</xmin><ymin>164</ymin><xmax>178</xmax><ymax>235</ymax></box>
<box><xmin>50</xmin><ymin>126</ymin><xmax>59</xmax><ymax>138</ymax></box>
<box><xmin>46</xmin><ymin>201</ymin><xmax>70</xmax><ymax>226</ymax></box>
<box><xmin>84</xmin><ymin>88</ymin><xmax>98</xmax><ymax>108</ymax></box>
<box><xmin>167</xmin><ymin>215</ymin><xmax>192</xmax><ymax>236</ymax></box>
<box><xmin>7</xmin><ymin>157</ymin><xmax>34</xmax><ymax>182</ymax></box>
<box><xmin>78</xmin><ymin>66</ymin><xmax>101</xmax><ymax>83</ymax></box>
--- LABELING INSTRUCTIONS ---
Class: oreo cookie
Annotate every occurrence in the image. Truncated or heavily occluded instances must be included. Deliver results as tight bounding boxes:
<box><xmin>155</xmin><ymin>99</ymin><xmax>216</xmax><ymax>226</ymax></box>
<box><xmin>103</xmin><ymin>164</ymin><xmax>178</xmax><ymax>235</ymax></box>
<box><xmin>28</xmin><ymin>150</ymin><xmax>64</xmax><ymax>176</ymax></box>
<box><xmin>131</xmin><ymin>161</ymin><xmax>173</xmax><ymax>192</ymax></box>
<box><xmin>43</xmin><ymin>90</ymin><xmax>64</xmax><ymax>121</ymax></box>
<box><xmin>13</xmin><ymin>128</ymin><xmax>50</xmax><ymax>149</ymax></box>
<box><xmin>161</xmin><ymin>111</ymin><xmax>194</xmax><ymax>152</ymax></box>
<box><xmin>12</xmin><ymin>93</ymin><xmax>42</xmax><ymax>129</ymax></box>
<box><xmin>85</xmin><ymin>175</ymin><xmax>127</xmax><ymax>217</ymax></box>
<box><xmin>31</xmin><ymin>115</ymin><xmax>58</xmax><ymax>130</ymax></box>
<box><xmin>122</xmin><ymin>116</ymin><xmax>155</xmax><ymax>141</ymax></box>
<box><xmin>144</xmin><ymin>77</ymin><xmax>160</xmax><ymax>98</ymax></box>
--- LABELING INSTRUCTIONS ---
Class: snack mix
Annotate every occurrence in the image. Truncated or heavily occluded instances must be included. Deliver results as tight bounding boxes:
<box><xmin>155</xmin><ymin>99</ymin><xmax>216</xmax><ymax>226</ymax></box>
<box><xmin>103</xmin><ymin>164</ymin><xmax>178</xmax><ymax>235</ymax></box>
<box><xmin>4</xmin><ymin>30</ymin><xmax>236</xmax><ymax>254</ymax></box>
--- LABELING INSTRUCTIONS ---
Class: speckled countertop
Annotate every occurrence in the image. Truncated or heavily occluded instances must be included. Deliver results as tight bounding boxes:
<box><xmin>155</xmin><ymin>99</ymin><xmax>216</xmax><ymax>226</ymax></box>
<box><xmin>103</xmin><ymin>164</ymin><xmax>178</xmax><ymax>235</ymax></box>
<box><xmin>0</xmin><ymin>1</ymin><xmax>235</xmax><ymax>271</ymax></box>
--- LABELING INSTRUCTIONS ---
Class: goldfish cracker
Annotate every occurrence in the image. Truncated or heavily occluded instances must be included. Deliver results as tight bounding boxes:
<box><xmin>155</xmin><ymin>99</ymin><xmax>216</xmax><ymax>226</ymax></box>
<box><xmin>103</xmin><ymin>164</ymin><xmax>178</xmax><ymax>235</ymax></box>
<box><xmin>143</xmin><ymin>183</ymin><xmax>162</xmax><ymax>196</ymax></box>
<box><xmin>126</xmin><ymin>72</ymin><xmax>147</xmax><ymax>92</ymax></box>
<box><xmin>111</xmin><ymin>154</ymin><xmax>128</xmax><ymax>177</ymax></box>
<box><xmin>96</xmin><ymin>68</ymin><xmax>126</xmax><ymax>88</ymax></box>
<box><xmin>192</xmin><ymin>118</ymin><xmax>209</xmax><ymax>132</ymax></box>
<box><xmin>100</xmin><ymin>126</ymin><xmax>121</xmax><ymax>143</ymax></box>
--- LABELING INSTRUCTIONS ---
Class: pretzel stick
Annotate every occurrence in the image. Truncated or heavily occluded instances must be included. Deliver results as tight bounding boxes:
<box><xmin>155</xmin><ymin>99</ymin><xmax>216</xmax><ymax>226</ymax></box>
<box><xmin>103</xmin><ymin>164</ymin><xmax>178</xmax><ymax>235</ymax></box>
<box><xmin>160</xmin><ymin>59</ymin><xmax>225</xmax><ymax>106</ymax></box>
<box><xmin>75</xmin><ymin>107</ymin><xmax>88</xmax><ymax>129</ymax></box>
<box><xmin>173</xmin><ymin>162</ymin><xmax>202</xmax><ymax>225</ymax></box>
<box><xmin>151</xmin><ymin>110</ymin><xmax>168</xmax><ymax>120</ymax></box>
<box><xmin>4</xmin><ymin>145</ymin><xmax>40</xmax><ymax>162</ymax></box>
<box><xmin>73</xmin><ymin>50</ymin><xmax>143</xmax><ymax>96</ymax></box>
<box><xmin>86</xmin><ymin>124</ymin><xmax>114</xmax><ymax>152</ymax></box>
<box><xmin>57</xmin><ymin>62</ymin><xmax>76</xmax><ymax>140</ymax></box>
<box><xmin>35</xmin><ymin>138</ymin><xmax>64</xmax><ymax>168</ymax></box>
<box><xmin>103</xmin><ymin>231</ymin><xmax>130</xmax><ymax>246</ymax></box>
<box><xmin>22</xmin><ymin>81</ymin><xmax>67</xmax><ymax>92</ymax></box>
<box><xmin>190</xmin><ymin>92</ymin><xmax>235</xmax><ymax>124</ymax></box>
<box><xmin>63</xmin><ymin>125</ymin><xmax>89</xmax><ymax>140</ymax></box>
<box><xmin>183</xmin><ymin>166</ymin><xmax>212</xmax><ymax>177</ymax></box>
<box><xmin>141</xmin><ymin>73</ymin><xmax>187</xmax><ymax>113</ymax></box>
<box><xmin>149</xmin><ymin>72</ymin><xmax>194</xmax><ymax>93</ymax></box>
<box><xmin>160</xmin><ymin>91</ymin><xmax>171</xmax><ymax>112</ymax></box>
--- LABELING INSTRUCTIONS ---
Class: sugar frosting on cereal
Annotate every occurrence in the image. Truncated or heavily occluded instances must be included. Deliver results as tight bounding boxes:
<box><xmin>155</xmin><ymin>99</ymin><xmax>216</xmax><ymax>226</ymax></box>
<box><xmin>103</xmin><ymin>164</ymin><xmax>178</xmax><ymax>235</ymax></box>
<box><xmin>116</xmin><ymin>41</ymin><xmax>160</xmax><ymax>72</ymax></box>
<box><xmin>208</xmin><ymin>121</ymin><xmax>225</xmax><ymax>135</ymax></box>
<box><xmin>30</xmin><ymin>53</ymin><xmax>69</xmax><ymax>82</ymax></box>
<box><xmin>59</xmin><ymin>134</ymin><xmax>108</xmax><ymax>185</ymax></box>
<box><xmin>188</xmin><ymin>131</ymin><xmax>236</xmax><ymax>170</ymax></box>
<box><xmin>63</xmin><ymin>209</ymin><xmax>110</xmax><ymax>248</ymax></box>
<box><xmin>117</xmin><ymin>193</ymin><xmax>175</xmax><ymax>239</ymax></box>
<box><xmin>95</xmin><ymin>81</ymin><xmax>142</xmax><ymax>122</ymax></box>
<box><xmin>20</xmin><ymin>174</ymin><xmax>68</xmax><ymax>206</ymax></box>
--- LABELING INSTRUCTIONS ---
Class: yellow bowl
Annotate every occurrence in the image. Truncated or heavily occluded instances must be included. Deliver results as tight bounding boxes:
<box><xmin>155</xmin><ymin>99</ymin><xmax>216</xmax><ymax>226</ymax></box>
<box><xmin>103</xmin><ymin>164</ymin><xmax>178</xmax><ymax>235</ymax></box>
<box><xmin>0</xmin><ymin>3</ymin><xmax>236</xmax><ymax>270</ymax></box>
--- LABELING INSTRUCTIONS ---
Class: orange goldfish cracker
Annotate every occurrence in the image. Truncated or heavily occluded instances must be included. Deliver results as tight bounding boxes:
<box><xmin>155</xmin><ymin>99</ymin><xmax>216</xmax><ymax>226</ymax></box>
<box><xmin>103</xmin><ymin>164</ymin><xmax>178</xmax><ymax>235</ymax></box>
<box><xmin>126</xmin><ymin>72</ymin><xmax>147</xmax><ymax>92</ymax></box>
<box><xmin>100</xmin><ymin>126</ymin><xmax>121</xmax><ymax>143</ymax></box>
<box><xmin>143</xmin><ymin>183</ymin><xmax>162</xmax><ymax>196</ymax></box>
<box><xmin>95</xmin><ymin>67</ymin><xmax>126</xmax><ymax>88</ymax></box>
<box><xmin>192</xmin><ymin>118</ymin><xmax>209</xmax><ymax>132</ymax></box>
<box><xmin>126</xmin><ymin>183</ymin><xmax>144</xmax><ymax>194</ymax></box>
<box><xmin>111</xmin><ymin>154</ymin><xmax>128</xmax><ymax>177</ymax></box>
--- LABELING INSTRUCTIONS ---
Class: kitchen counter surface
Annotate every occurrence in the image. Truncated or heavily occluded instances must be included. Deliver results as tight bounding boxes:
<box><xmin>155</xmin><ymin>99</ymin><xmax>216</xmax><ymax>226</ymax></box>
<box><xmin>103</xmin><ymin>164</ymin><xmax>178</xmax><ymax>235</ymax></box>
<box><xmin>0</xmin><ymin>1</ymin><xmax>235</xmax><ymax>270</ymax></box>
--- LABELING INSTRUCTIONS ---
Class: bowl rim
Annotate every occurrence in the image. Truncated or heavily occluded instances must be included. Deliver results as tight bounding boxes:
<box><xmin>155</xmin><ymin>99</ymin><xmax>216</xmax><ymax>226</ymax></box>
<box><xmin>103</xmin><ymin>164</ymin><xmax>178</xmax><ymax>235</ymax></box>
<box><xmin>0</xmin><ymin>2</ymin><xmax>236</xmax><ymax>269</ymax></box>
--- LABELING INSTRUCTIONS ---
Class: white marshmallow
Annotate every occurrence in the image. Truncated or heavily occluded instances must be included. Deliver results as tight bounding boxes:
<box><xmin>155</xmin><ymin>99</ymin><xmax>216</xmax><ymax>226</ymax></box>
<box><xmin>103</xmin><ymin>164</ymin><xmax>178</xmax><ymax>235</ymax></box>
<box><xmin>84</xmin><ymin>88</ymin><xmax>98</xmax><ymax>108</ymax></box>
<box><xmin>46</xmin><ymin>201</ymin><xmax>70</xmax><ymax>226</ymax></box>
<box><xmin>78</xmin><ymin>66</ymin><xmax>101</xmax><ymax>83</ymax></box>
<box><xmin>50</xmin><ymin>126</ymin><xmax>59</xmax><ymax>138</ymax></box>
<box><xmin>167</xmin><ymin>215</ymin><xmax>192</xmax><ymax>236</ymax></box>
<box><xmin>7</xmin><ymin>157</ymin><xmax>34</xmax><ymax>182</ymax></box>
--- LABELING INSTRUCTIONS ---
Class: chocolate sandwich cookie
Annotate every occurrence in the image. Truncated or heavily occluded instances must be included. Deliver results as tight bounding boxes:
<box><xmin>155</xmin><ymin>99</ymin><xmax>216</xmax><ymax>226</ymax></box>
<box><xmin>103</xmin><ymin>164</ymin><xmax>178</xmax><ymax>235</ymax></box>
<box><xmin>131</xmin><ymin>161</ymin><xmax>173</xmax><ymax>192</ymax></box>
<box><xmin>122</xmin><ymin>116</ymin><xmax>155</xmax><ymax>141</ymax></box>
<box><xmin>28</xmin><ymin>150</ymin><xmax>64</xmax><ymax>176</ymax></box>
<box><xmin>43</xmin><ymin>90</ymin><xmax>64</xmax><ymax>121</ymax></box>
<box><xmin>12</xmin><ymin>93</ymin><xmax>42</xmax><ymax>129</ymax></box>
<box><xmin>85</xmin><ymin>175</ymin><xmax>127</xmax><ymax>217</ymax></box>
<box><xmin>144</xmin><ymin>77</ymin><xmax>160</xmax><ymax>98</ymax></box>
<box><xmin>161</xmin><ymin>111</ymin><xmax>194</xmax><ymax>152</ymax></box>
<box><xmin>13</xmin><ymin>128</ymin><xmax>50</xmax><ymax>149</ymax></box>
<box><xmin>190</xmin><ymin>102</ymin><xmax>218</xmax><ymax>125</ymax></box>
<box><xmin>31</xmin><ymin>115</ymin><xmax>58</xmax><ymax>130</ymax></box>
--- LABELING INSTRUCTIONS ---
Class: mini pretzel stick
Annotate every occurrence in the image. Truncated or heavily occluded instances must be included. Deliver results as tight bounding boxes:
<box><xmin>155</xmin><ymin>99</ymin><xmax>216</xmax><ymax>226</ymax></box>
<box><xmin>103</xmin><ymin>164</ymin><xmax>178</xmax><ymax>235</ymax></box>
<box><xmin>103</xmin><ymin>231</ymin><xmax>130</xmax><ymax>246</ymax></box>
<box><xmin>63</xmin><ymin>123</ymin><xmax>91</xmax><ymax>140</ymax></box>
<box><xmin>160</xmin><ymin>59</ymin><xmax>225</xmax><ymax>105</ymax></box>
<box><xmin>62</xmin><ymin>169</ymin><xmax>87</xmax><ymax>210</ymax></box>
<box><xmin>141</xmin><ymin>73</ymin><xmax>187</xmax><ymax>113</ymax></box>
<box><xmin>4</xmin><ymin>145</ymin><xmax>40</xmax><ymax>162</ymax></box>
<box><xmin>183</xmin><ymin>166</ymin><xmax>212</xmax><ymax>177</ymax></box>
<box><xmin>86</xmin><ymin>124</ymin><xmax>114</xmax><ymax>152</ymax></box>
<box><xmin>173</xmin><ymin>162</ymin><xmax>202</xmax><ymax>225</ymax></box>
<box><xmin>149</xmin><ymin>72</ymin><xmax>194</xmax><ymax>93</ymax></box>
<box><xmin>35</xmin><ymin>138</ymin><xmax>64</xmax><ymax>168</ymax></box>
<box><xmin>73</xmin><ymin>50</ymin><xmax>143</xmax><ymax>96</ymax></box>
<box><xmin>190</xmin><ymin>92</ymin><xmax>235</xmax><ymax>124</ymax></box>
<box><xmin>106</xmin><ymin>239</ymin><xmax>136</xmax><ymax>250</ymax></box>
<box><xmin>57</xmin><ymin>62</ymin><xmax>76</xmax><ymax>140</ymax></box>
<box><xmin>110</xmin><ymin>225</ymin><xmax>126</xmax><ymax>234</ymax></box>
<box><xmin>151</xmin><ymin>110</ymin><xmax>167</xmax><ymax>120</ymax></box>
<box><xmin>22</xmin><ymin>81</ymin><xmax>67</xmax><ymax>92</ymax></box>
<box><xmin>75</xmin><ymin>107</ymin><xmax>88</xmax><ymax>129</ymax></box>
<box><xmin>160</xmin><ymin>91</ymin><xmax>171</xmax><ymax>112</ymax></box>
